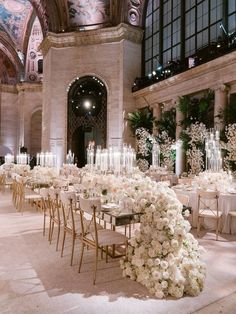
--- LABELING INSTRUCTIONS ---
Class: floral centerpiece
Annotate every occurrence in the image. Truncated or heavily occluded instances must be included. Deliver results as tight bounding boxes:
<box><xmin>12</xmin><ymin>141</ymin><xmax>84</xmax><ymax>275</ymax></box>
<box><xmin>80</xmin><ymin>171</ymin><xmax>206</xmax><ymax>298</ymax></box>
<box><xmin>120</xmin><ymin>181</ymin><xmax>206</xmax><ymax>298</ymax></box>
<box><xmin>195</xmin><ymin>171</ymin><xmax>232</xmax><ymax>193</ymax></box>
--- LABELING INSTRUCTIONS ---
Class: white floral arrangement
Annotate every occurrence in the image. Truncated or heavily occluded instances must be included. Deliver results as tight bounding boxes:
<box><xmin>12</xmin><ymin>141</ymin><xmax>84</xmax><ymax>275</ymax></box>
<box><xmin>11</xmin><ymin>164</ymin><xmax>31</xmax><ymax>176</ymax></box>
<box><xmin>195</xmin><ymin>171</ymin><xmax>232</xmax><ymax>193</ymax></box>
<box><xmin>158</xmin><ymin>131</ymin><xmax>175</xmax><ymax>171</ymax></box>
<box><xmin>135</xmin><ymin>128</ymin><xmax>157</xmax><ymax>172</ymax></box>
<box><xmin>120</xmin><ymin>179</ymin><xmax>206</xmax><ymax>299</ymax></box>
<box><xmin>222</xmin><ymin>124</ymin><xmax>236</xmax><ymax>173</ymax></box>
<box><xmin>183</xmin><ymin>122</ymin><xmax>208</xmax><ymax>175</ymax></box>
<box><xmin>31</xmin><ymin>166</ymin><xmax>59</xmax><ymax>179</ymax></box>
<box><xmin>80</xmin><ymin>172</ymin><xmax>206</xmax><ymax>298</ymax></box>
<box><xmin>60</xmin><ymin>164</ymin><xmax>80</xmax><ymax>177</ymax></box>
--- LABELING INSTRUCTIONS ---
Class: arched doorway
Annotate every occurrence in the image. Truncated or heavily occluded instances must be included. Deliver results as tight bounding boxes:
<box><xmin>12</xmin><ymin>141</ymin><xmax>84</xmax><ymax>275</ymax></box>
<box><xmin>67</xmin><ymin>76</ymin><xmax>107</xmax><ymax>167</ymax></box>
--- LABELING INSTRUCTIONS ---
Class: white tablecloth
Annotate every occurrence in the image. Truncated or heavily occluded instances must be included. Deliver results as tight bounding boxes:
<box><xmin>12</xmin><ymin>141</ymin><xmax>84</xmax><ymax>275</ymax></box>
<box><xmin>173</xmin><ymin>187</ymin><xmax>236</xmax><ymax>234</ymax></box>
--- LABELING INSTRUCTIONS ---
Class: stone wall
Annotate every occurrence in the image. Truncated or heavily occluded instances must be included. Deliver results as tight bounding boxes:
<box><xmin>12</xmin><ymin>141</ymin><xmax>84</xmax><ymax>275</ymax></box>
<box><xmin>0</xmin><ymin>83</ymin><xmax>42</xmax><ymax>157</ymax></box>
<box><xmin>41</xmin><ymin>23</ymin><xmax>142</xmax><ymax>165</ymax></box>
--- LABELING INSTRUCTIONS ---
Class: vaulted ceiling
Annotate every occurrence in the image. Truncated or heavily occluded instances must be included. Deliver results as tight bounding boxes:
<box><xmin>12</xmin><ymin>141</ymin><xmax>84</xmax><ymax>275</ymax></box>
<box><xmin>0</xmin><ymin>0</ymin><xmax>146</xmax><ymax>84</ymax></box>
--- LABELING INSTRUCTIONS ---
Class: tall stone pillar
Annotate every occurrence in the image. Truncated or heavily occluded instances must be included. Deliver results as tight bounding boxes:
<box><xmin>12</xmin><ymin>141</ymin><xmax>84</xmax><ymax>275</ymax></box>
<box><xmin>214</xmin><ymin>84</ymin><xmax>229</xmax><ymax>130</ymax></box>
<box><xmin>174</xmin><ymin>98</ymin><xmax>185</xmax><ymax>175</ymax></box>
<box><xmin>152</xmin><ymin>103</ymin><xmax>162</xmax><ymax>135</ymax></box>
<box><xmin>175</xmin><ymin>98</ymin><xmax>184</xmax><ymax>140</ymax></box>
<box><xmin>17</xmin><ymin>84</ymin><xmax>25</xmax><ymax>150</ymax></box>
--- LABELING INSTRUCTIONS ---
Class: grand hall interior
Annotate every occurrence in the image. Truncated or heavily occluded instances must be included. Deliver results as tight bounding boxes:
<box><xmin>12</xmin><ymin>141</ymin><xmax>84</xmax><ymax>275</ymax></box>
<box><xmin>0</xmin><ymin>1</ymin><xmax>236</xmax><ymax>313</ymax></box>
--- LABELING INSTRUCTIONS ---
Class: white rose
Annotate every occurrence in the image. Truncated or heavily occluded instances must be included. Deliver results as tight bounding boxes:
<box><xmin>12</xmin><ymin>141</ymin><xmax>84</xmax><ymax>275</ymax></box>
<box><xmin>161</xmin><ymin>280</ymin><xmax>168</xmax><ymax>289</ymax></box>
<box><xmin>163</xmin><ymin>271</ymin><xmax>170</xmax><ymax>279</ymax></box>
<box><xmin>155</xmin><ymin>290</ymin><xmax>164</xmax><ymax>299</ymax></box>
<box><xmin>160</xmin><ymin>260</ymin><xmax>169</xmax><ymax>270</ymax></box>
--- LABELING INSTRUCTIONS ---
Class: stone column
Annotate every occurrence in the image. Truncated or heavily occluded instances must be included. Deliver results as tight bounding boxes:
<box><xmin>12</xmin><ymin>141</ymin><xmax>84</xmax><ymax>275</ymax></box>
<box><xmin>152</xmin><ymin>103</ymin><xmax>162</xmax><ymax>135</ymax></box>
<box><xmin>17</xmin><ymin>84</ymin><xmax>25</xmax><ymax>150</ymax></box>
<box><xmin>214</xmin><ymin>84</ymin><xmax>229</xmax><ymax>130</ymax></box>
<box><xmin>175</xmin><ymin>98</ymin><xmax>184</xmax><ymax>140</ymax></box>
<box><xmin>174</xmin><ymin>98</ymin><xmax>185</xmax><ymax>175</ymax></box>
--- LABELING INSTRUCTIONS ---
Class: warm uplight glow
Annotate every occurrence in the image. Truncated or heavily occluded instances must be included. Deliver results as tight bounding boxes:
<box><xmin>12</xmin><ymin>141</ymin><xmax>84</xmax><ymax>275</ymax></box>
<box><xmin>84</xmin><ymin>100</ymin><xmax>91</xmax><ymax>109</ymax></box>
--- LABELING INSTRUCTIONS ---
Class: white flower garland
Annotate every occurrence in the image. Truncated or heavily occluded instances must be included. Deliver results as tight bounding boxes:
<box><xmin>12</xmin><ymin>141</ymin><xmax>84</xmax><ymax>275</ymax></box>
<box><xmin>80</xmin><ymin>172</ymin><xmax>206</xmax><ymax>299</ymax></box>
<box><xmin>120</xmin><ymin>178</ymin><xmax>206</xmax><ymax>298</ymax></box>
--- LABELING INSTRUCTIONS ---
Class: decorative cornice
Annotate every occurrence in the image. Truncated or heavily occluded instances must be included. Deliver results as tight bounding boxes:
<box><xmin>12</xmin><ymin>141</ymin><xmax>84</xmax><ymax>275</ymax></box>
<box><xmin>0</xmin><ymin>83</ymin><xmax>42</xmax><ymax>93</ymax></box>
<box><xmin>0</xmin><ymin>84</ymin><xmax>17</xmax><ymax>93</ymax></box>
<box><xmin>40</xmin><ymin>23</ymin><xmax>143</xmax><ymax>56</ymax></box>
<box><xmin>16</xmin><ymin>82</ymin><xmax>42</xmax><ymax>93</ymax></box>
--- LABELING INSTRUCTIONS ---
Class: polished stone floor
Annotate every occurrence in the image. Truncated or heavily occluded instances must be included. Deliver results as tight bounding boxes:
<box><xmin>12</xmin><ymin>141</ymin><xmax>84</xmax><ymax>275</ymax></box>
<box><xmin>0</xmin><ymin>189</ymin><xmax>236</xmax><ymax>314</ymax></box>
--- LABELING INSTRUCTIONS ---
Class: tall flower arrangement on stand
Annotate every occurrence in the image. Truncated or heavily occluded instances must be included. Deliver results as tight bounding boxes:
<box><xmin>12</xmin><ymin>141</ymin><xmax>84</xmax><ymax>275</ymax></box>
<box><xmin>135</xmin><ymin>127</ymin><xmax>157</xmax><ymax>171</ymax></box>
<box><xmin>178</xmin><ymin>91</ymin><xmax>214</xmax><ymax>174</ymax></box>
<box><xmin>222</xmin><ymin>123</ymin><xmax>236</xmax><ymax>173</ymax></box>
<box><xmin>158</xmin><ymin>131</ymin><xmax>175</xmax><ymax>171</ymax></box>
<box><xmin>181</xmin><ymin>122</ymin><xmax>208</xmax><ymax>174</ymax></box>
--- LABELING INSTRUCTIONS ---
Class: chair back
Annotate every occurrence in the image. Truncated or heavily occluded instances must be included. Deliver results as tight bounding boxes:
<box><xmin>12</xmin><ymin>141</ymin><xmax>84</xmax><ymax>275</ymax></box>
<box><xmin>79</xmin><ymin>196</ymin><xmax>101</xmax><ymax>243</ymax></box>
<box><xmin>60</xmin><ymin>191</ymin><xmax>77</xmax><ymax>232</ymax></box>
<box><xmin>178</xmin><ymin>177</ymin><xmax>192</xmax><ymax>185</ymax></box>
<box><xmin>197</xmin><ymin>190</ymin><xmax>219</xmax><ymax>217</ymax></box>
<box><xmin>48</xmin><ymin>188</ymin><xmax>61</xmax><ymax>221</ymax></box>
<box><xmin>176</xmin><ymin>193</ymin><xmax>190</xmax><ymax>207</ymax></box>
<box><xmin>40</xmin><ymin>188</ymin><xmax>50</xmax><ymax>213</ymax></box>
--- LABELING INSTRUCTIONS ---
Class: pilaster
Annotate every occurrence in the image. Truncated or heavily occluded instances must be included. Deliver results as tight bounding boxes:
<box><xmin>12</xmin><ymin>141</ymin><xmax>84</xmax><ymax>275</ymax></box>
<box><xmin>213</xmin><ymin>83</ymin><xmax>230</xmax><ymax>130</ymax></box>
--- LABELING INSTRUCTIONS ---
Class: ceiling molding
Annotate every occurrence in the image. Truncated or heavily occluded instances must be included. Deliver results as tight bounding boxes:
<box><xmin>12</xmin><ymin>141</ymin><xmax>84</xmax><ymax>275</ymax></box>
<box><xmin>40</xmin><ymin>22</ymin><xmax>143</xmax><ymax>55</ymax></box>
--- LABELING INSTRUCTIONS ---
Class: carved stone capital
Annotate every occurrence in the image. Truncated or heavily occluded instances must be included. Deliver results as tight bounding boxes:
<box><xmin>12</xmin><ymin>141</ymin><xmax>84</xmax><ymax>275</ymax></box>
<box><xmin>40</xmin><ymin>23</ymin><xmax>143</xmax><ymax>56</ymax></box>
<box><xmin>212</xmin><ymin>83</ymin><xmax>230</xmax><ymax>93</ymax></box>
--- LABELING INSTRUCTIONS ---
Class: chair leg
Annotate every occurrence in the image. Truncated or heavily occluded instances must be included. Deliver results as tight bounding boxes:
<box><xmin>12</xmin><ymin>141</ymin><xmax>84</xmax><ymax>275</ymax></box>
<box><xmin>197</xmin><ymin>217</ymin><xmax>201</xmax><ymax>237</ymax></box>
<box><xmin>56</xmin><ymin>223</ymin><xmax>61</xmax><ymax>251</ymax></box>
<box><xmin>70</xmin><ymin>235</ymin><xmax>76</xmax><ymax>266</ymax></box>
<box><xmin>93</xmin><ymin>247</ymin><xmax>99</xmax><ymax>285</ymax></box>
<box><xmin>78</xmin><ymin>243</ymin><xmax>85</xmax><ymax>273</ymax></box>
<box><xmin>105</xmin><ymin>246</ymin><xmax>108</xmax><ymax>263</ymax></box>
<box><xmin>48</xmin><ymin>218</ymin><xmax>52</xmax><ymax>241</ymax></box>
<box><xmin>43</xmin><ymin>213</ymin><xmax>46</xmax><ymax>236</ymax></box>
<box><xmin>61</xmin><ymin>230</ymin><xmax>66</xmax><ymax>257</ymax></box>
<box><xmin>101</xmin><ymin>246</ymin><xmax>103</xmax><ymax>259</ymax></box>
<box><xmin>50</xmin><ymin>221</ymin><xmax>54</xmax><ymax>244</ymax></box>
<box><xmin>216</xmin><ymin>219</ymin><xmax>219</xmax><ymax>241</ymax></box>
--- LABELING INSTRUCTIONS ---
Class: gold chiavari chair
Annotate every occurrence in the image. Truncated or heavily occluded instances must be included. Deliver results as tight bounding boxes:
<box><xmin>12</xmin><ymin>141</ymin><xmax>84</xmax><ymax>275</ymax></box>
<box><xmin>197</xmin><ymin>190</ymin><xmax>222</xmax><ymax>240</ymax></box>
<box><xmin>78</xmin><ymin>196</ymin><xmax>128</xmax><ymax>285</ymax></box>
<box><xmin>48</xmin><ymin>188</ymin><xmax>62</xmax><ymax>251</ymax></box>
<box><xmin>17</xmin><ymin>178</ymin><xmax>43</xmax><ymax>213</ymax></box>
<box><xmin>60</xmin><ymin>191</ymin><xmax>81</xmax><ymax>266</ymax></box>
<box><xmin>40</xmin><ymin>188</ymin><xmax>51</xmax><ymax>238</ymax></box>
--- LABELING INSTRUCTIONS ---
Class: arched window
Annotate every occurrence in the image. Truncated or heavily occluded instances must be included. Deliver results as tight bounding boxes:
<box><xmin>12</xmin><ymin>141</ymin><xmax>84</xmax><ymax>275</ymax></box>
<box><xmin>143</xmin><ymin>0</ymin><xmax>236</xmax><ymax>76</ymax></box>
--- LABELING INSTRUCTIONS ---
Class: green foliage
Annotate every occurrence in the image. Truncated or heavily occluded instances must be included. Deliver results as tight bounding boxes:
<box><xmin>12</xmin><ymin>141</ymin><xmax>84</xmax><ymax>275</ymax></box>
<box><xmin>127</xmin><ymin>107</ymin><xmax>154</xmax><ymax>134</ymax></box>
<box><xmin>222</xmin><ymin>102</ymin><xmax>236</xmax><ymax>125</ymax></box>
<box><xmin>178</xmin><ymin>90</ymin><xmax>214</xmax><ymax>129</ymax></box>
<box><xmin>155</xmin><ymin>107</ymin><xmax>176</xmax><ymax>140</ymax></box>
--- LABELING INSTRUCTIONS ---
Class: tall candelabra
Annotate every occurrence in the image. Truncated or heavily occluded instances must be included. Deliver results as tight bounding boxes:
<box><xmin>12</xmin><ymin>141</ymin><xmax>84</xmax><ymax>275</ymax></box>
<box><xmin>151</xmin><ymin>143</ymin><xmax>160</xmax><ymax>169</ymax></box>
<box><xmin>5</xmin><ymin>154</ymin><xmax>14</xmax><ymax>164</ymax></box>
<box><xmin>66</xmin><ymin>150</ymin><xmax>75</xmax><ymax>164</ymax></box>
<box><xmin>205</xmin><ymin>130</ymin><xmax>222</xmax><ymax>172</ymax></box>
<box><xmin>36</xmin><ymin>152</ymin><xmax>57</xmax><ymax>167</ymax></box>
<box><xmin>16</xmin><ymin>153</ymin><xmax>30</xmax><ymax>165</ymax></box>
<box><xmin>87</xmin><ymin>144</ymin><xmax>136</xmax><ymax>174</ymax></box>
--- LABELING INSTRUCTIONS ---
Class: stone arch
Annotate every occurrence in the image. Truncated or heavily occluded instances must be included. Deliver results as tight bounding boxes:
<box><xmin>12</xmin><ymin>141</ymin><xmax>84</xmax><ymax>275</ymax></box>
<box><xmin>67</xmin><ymin>75</ymin><xmax>107</xmax><ymax>167</ymax></box>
